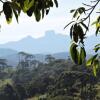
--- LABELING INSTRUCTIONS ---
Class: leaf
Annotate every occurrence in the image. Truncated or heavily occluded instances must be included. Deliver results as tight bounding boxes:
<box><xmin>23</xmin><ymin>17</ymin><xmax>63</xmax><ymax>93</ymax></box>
<box><xmin>93</xmin><ymin>60</ymin><xmax>99</xmax><ymax>76</ymax></box>
<box><xmin>54</xmin><ymin>0</ymin><xmax>58</xmax><ymax>7</ymax></box>
<box><xmin>17</xmin><ymin>0</ymin><xmax>24</xmax><ymax>8</ymax></box>
<box><xmin>91</xmin><ymin>21</ymin><xmax>97</xmax><ymax>26</ymax></box>
<box><xmin>73</xmin><ymin>10</ymin><xmax>78</xmax><ymax>18</ymax></box>
<box><xmin>42</xmin><ymin>9</ymin><xmax>45</xmax><ymax>18</ymax></box>
<box><xmin>70</xmin><ymin>9</ymin><xmax>75</xmax><ymax>13</ymax></box>
<box><xmin>95</xmin><ymin>44</ymin><xmax>100</xmax><ymax>47</ymax></box>
<box><xmin>27</xmin><ymin>6</ymin><xmax>34</xmax><ymax>17</ymax></box>
<box><xmin>12</xmin><ymin>8</ymin><xmax>18</xmax><ymax>22</ymax></box>
<box><xmin>11</xmin><ymin>2</ymin><xmax>21</xmax><ymax>15</ymax></box>
<box><xmin>94</xmin><ymin>47</ymin><xmax>100</xmax><ymax>52</ymax></box>
<box><xmin>86</xmin><ymin>54</ymin><xmax>98</xmax><ymax>66</ymax></box>
<box><xmin>78</xmin><ymin>7</ymin><xmax>85</xmax><ymax>14</ymax></box>
<box><xmin>11</xmin><ymin>2</ymin><xmax>22</xmax><ymax>22</ymax></box>
<box><xmin>46</xmin><ymin>9</ymin><xmax>50</xmax><ymax>15</ymax></box>
<box><xmin>24</xmin><ymin>0</ymin><xmax>29</xmax><ymax>8</ymax></box>
<box><xmin>23</xmin><ymin>0</ymin><xmax>34</xmax><ymax>12</ymax></box>
<box><xmin>70</xmin><ymin>25</ymin><xmax>73</xmax><ymax>39</ymax></box>
<box><xmin>64</xmin><ymin>21</ymin><xmax>75</xmax><ymax>29</ymax></box>
<box><xmin>73</xmin><ymin>24</ymin><xmax>79</xmax><ymax>43</ymax></box>
<box><xmin>94</xmin><ymin>44</ymin><xmax>100</xmax><ymax>52</ymax></box>
<box><xmin>77</xmin><ymin>25</ymin><xmax>85</xmax><ymax>44</ymax></box>
<box><xmin>3</xmin><ymin>2</ymin><xmax>13</xmax><ymax>24</ymax></box>
<box><xmin>79</xmin><ymin>47</ymin><xmax>86</xmax><ymax>64</ymax></box>
<box><xmin>70</xmin><ymin>43</ymin><xmax>79</xmax><ymax>64</ymax></box>
<box><xmin>81</xmin><ymin>22</ymin><xmax>88</xmax><ymax>30</ymax></box>
<box><xmin>96</xmin><ymin>27</ymin><xmax>99</xmax><ymax>36</ymax></box>
<box><xmin>49</xmin><ymin>0</ymin><xmax>53</xmax><ymax>7</ymax></box>
<box><xmin>93</xmin><ymin>65</ymin><xmax>97</xmax><ymax>77</ymax></box>
<box><xmin>28</xmin><ymin>0</ymin><xmax>35</xmax><ymax>10</ymax></box>
<box><xmin>34</xmin><ymin>9</ymin><xmax>41</xmax><ymax>22</ymax></box>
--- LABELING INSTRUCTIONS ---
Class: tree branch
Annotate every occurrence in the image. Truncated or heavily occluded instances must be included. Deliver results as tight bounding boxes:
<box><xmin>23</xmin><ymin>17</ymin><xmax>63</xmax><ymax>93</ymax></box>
<box><xmin>0</xmin><ymin>10</ymin><xmax>3</xmax><ymax>14</ymax></box>
<box><xmin>81</xmin><ymin>0</ymin><xmax>100</xmax><ymax>22</ymax></box>
<box><xmin>0</xmin><ymin>0</ymin><xmax>4</xmax><ymax>3</ymax></box>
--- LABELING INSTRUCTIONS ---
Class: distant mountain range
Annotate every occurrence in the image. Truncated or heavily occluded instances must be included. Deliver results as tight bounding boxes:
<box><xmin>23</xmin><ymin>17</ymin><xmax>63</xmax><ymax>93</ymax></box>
<box><xmin>0</xmin><ymin>30</ymin><xmax>99</xmax><ymax>66</ymax></box>
<box><xmin>0</xmin><ymin>30</ymin><xmax>70</xmax><ymax>54</ymax></box>
<box><xmin>0</xmin><ymin>30</ymin><xmax>99</xmax><ymax>54</ymax></box>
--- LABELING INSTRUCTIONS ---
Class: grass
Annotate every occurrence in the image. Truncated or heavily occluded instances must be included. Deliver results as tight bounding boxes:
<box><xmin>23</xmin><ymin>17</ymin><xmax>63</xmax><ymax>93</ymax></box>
<box><xmin>27</xmin><ymin>94</ymin><xmax>47</xmax><ymax>100</ymax></box>
<box><xmin>0</xmin><ymin>79</ymin><xmax>12</xmax><ymax>89</ymax></box>
<box><xmin>27</xmin><ymin>96</ymin><xmax>39</xmax><ymax>100</ymax></box>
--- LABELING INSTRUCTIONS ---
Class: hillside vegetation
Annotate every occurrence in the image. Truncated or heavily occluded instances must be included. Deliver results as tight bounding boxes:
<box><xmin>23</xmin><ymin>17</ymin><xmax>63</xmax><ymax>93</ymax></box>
<box><xmin>0</xmin><ymin>54</ymin><xmax>100</xmax><ymax>100</ymax></box>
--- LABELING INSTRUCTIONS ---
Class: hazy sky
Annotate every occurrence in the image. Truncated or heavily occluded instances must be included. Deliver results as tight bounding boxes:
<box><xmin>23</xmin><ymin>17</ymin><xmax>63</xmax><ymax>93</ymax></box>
<box><xmin>0</xmin><ymin>0</ymin><xmax>94</xmax><ymax>43</ymax></box>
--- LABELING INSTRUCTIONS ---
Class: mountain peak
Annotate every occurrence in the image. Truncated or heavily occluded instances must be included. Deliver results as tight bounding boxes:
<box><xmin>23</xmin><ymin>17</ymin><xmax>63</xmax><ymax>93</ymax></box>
<box><xmin>21</xmin><ymin>35</ymin><xmax>35</xmax><ymax>42</ymax></box>
<box><xmin>24</xmin><ymin>35</ymin><xmax>34</xmax><ymax>39</ymax></box>
<box><xmin>0</xmin><ymin>30</ymin><xmax>99</xmax><ymax>54</ymax></box>
<box><xmin>45</xmin><ymin>30</ymin><xmax>56</xmax><ymax>37</ymax></box>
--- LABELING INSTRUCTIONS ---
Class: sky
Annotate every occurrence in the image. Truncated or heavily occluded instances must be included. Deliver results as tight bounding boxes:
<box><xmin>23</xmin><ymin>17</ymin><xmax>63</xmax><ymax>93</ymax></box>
<box><xmin>0</xmin><ymin>0</ymin><xmax>95</xmax><ymax>43</ymax></box>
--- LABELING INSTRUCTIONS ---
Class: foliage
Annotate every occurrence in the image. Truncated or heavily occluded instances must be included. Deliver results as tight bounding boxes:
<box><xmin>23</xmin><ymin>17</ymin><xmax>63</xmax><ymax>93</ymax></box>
<box><xmin>0</xmin><ymin>84</ymin><xmax>19</xmax><ymax>100</ymax></box>
<box><xmin>0</xmin><ymin>0</ymin><xmax>58</xmax><ymax>23</ymax></box>
<box><xmin>65</xmin><ymin>0</ymin><xmax>100</xmax><ymax>76</ymax></box>
<box><xmin>0</xmin><ymin>57</ymin><xmax>99</xmax><ymax>100</ymax></box>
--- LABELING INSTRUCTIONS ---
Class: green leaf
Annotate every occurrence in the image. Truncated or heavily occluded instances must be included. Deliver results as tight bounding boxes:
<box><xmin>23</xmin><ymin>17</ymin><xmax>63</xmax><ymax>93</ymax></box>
<box><xmin>24</xmin><ymin>0</ymin><xmax>29</xmax><ymax>7</ymax></box>
<box><xmin>86</xmin><ymin>54</ymin><xmax>98</xmax><ymax>66</ymax></box>
<box><xmin>11</xmin><ymin>2</ymin><xmax>21</xmax><ymax>15</ymax></box>
<box><xmin>11</xmin><ymin>2</ymin><xmax>22</xmax><ymax>22</ymax></box>
<box><xmin>27</xmin><ymin>6</ymin><xmax>34</xmax><ymax>17</ymax></box>
<box><xmin>93</xmin><ymin>65</ymin><xmax>97</xmax><ymax>77</ymax></box>
<box><xmin>94</xmin><ymin>47</ymin><xmax>100</xmax><ymax>52</ymax></box>
<box><xmin>3</xmin><ymin>2</ymin><xmax>13</xmax><ymax>24</ymax></box>
<box><xmin>73</xmin><ymin>24</ymin><xmax>79</xmax><ymax>43</ymax></box>
<box><xmin>73</xmin><ymin>11</ymin><xmax>78</xmax><ymax>18</ymax></box>
<box><xmin>23</xmin><ymin>0</ymin><xmax>34</xmax><ymax>12</ymax></box>
<box><xmin>78</xmin><ymin>7</ymin><xmax>85</xmax><ymax>14</ymax></box>
<box><xmin>77</xmin><ymin>25</ymin><xmax>85</xmax><ymax>44</ymax></box>
<box><xmin>96</xmin><ymin>27</ymin><xmax>99</xmax><ymax>36</ymax></box>
<box><xmin>95</xmin><ymin>44</ymin><xmax>100</xmax><ymax>47</ymax></box>
<box><xmin>79</xmin><ymin>47</ymin><xmax>86</xmax><ymax>64</ymax></box>
<box><xmin>28</xmin><ymin>0</ymin><xmax>35</xmax><ymax>10</ymax></box>
<box><xmin>49</xmin><ymin>0</ymin><xmax>53</xmax><ymax>7</ymax></box>
<box><xmin>91</xmin><ymin>21</ymin><xmax>97</xmax><ymax>26</ymax></box>
<box><xmin>93</xmin><ymin>60</ymin><xmax>99</xmax><ymax>76</ymax></box>
<box><xmin>16</xmin><ymin>0</ymin><xmax>24</xmax><ymax>8</ymax></box>
<box><xmin>34</xmin><ymin>10</ymin><xmax>41</xmax><ymax>22</ymax></box>
<box><xmin>94</xmin><ymin>44</ymin><xmax>100</xmax><ymax>52</ymax></box>
<box><xmin>70</xmin><ymin>43</ymin><xmax>79</xmax><ymax>64</ymax></box>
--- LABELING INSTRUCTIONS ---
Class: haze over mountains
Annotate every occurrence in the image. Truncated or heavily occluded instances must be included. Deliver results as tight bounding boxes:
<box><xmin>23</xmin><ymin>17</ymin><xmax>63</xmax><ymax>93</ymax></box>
<box><xmin>0</xmin><ymin>30</ymin><xmax>70</xmax><ymax>54</ymax></box>
<box><xmin>0</xmin><ymin>30</ymin><xmax>99</xmax><ymax>55</ymax></box>
<box><xmin>0</xmin><ymin>30</ymin><xmax>99</xmax><ymax>66</ymax></box>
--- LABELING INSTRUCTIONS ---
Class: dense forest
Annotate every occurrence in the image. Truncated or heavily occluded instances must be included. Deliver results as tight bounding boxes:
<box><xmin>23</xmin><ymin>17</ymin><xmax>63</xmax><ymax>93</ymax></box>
<box><xmin>0</xmin><ymin>52</ymin><xmax>100</xmax><ymax>100</ymax></box>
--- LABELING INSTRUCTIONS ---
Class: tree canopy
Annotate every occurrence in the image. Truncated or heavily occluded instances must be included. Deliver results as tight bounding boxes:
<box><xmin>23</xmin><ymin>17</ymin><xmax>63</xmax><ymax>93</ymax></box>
<box><xmin>64</xmin><ymin>0</ymin><xmax>100</xmax><ymax>76</ymax></box>
<box><xmin>0</xmin><ymin>0</ymin><xmax>58</xmax><ymax>23</ymax></box>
